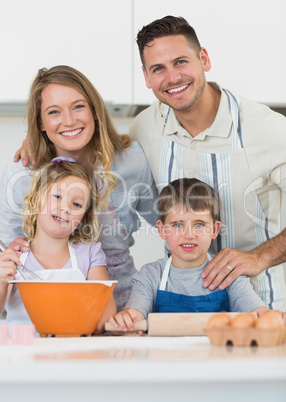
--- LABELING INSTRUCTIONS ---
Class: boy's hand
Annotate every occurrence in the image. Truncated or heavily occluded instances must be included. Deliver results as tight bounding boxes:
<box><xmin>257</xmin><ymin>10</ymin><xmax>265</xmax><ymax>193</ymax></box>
<box><xmin>8</xmin><ymin>236</ymin><xmax>29</xmax><ymax>253</ymax></box>
<box><xmin>0</xmin><ymin>249</ymin><xmax>21</xmax><ymax>284</ymax></box>
<box><xmin>257</xmin><ymin>309</ymin><xmax>286</xmax><ymax>324</ymax></box>
<box><xmin>107</xmin><ymin>308</ymin><xmax>145</xmax><ymax>333</ymax></box>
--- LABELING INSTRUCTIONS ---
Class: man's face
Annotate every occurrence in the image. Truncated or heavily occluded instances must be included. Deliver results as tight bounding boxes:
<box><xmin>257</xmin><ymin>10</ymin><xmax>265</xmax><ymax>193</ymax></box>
<box><xmin>142</xmin><ymin>35</ymin><xmax>211</xmax><ymax>113</ymax></box>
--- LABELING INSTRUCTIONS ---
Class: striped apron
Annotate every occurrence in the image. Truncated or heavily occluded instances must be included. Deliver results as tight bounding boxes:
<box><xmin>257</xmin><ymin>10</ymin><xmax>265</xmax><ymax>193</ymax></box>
<box><xmin>159</xmin><ymin>89</ymin><xmax>285</xmax><ymax>310</ymax></box>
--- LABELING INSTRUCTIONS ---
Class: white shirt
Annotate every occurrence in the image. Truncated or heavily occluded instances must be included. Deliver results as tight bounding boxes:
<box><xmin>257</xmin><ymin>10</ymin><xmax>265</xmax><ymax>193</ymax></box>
<box><xmin>130</xmin><ymin>83</ymin><xmax>286</xmax><ymax>310</ymax></box>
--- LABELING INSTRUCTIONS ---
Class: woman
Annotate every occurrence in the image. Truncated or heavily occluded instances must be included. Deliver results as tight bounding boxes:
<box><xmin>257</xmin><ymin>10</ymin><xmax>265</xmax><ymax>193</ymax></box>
<box><xmin>0</xmin><ymin>65</ymin><xmax>158</xmax><ymax>311</ymax></box>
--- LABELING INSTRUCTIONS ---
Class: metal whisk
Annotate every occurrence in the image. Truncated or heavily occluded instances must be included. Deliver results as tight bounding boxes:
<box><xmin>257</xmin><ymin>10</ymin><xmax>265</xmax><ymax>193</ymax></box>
<box><xmin>0</xmin><ymin>239</ymin><xmax>42</xmax><ymax>280</ymax></box>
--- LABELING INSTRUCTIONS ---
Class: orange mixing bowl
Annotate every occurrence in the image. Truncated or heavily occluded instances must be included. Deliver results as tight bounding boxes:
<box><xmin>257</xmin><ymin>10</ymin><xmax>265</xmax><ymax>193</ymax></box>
<box><xmin>11</xmin><ymin>280</ymin><xmax>117</xmax><ymax>337</ymax></box>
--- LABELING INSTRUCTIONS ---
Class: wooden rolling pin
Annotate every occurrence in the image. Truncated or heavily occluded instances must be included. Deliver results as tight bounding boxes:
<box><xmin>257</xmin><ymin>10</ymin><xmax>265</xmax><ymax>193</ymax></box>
<box><xmin>105</xmin><ymin>312</ymin><xmax>240</xmax><ymax>336</ymax></box>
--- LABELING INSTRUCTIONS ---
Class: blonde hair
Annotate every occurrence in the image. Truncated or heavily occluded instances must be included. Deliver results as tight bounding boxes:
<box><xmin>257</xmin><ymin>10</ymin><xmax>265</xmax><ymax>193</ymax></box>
<box><xmin>22</xmin><ymin>161</ymin><xmax>100</xmax><ymax>245</ymax></box>
<box><xmin>27</xmin><ymin>65</ymin><xmax>131</xmax><ymax>206</ymax></box>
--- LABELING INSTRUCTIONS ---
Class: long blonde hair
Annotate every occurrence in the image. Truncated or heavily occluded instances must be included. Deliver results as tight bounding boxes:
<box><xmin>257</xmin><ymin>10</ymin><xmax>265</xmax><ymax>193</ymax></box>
<box><xmin>22</xmin><ymin>161</ymin><xmax>100</xmax><ymax>245</ymax></box>
<box><xmin>27</xmin><ymin>65</ymin><xmax>131</xmax><ymax>206</ymax></box>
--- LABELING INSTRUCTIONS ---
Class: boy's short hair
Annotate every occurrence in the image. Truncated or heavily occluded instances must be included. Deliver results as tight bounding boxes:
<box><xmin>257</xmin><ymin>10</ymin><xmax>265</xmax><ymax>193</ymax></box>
<box><xmin>136</xmin><ymin>15</ymin><xmax>201</xmax><ymax>66</ymax></box>
<box><xmin>158</xmin><ymin>178</ymin><xmax>219</xmax><ymax>223</ymax></box>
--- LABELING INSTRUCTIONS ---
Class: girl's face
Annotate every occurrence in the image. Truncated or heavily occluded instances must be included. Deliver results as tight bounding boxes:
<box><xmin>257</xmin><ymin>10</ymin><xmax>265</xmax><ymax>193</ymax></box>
<box><xmin>157</xmin><ymin>206</ymin><xmax>221</xmax><ymax>269</ymax></box>
<box><xmin>40</xmin><ymin>84</ymin><xmax>95</xmax><ymax>159</ymax></box>
<box><xmin>37</xmin><ymin>176</ymin><xmax>91</xmax><ymax>240</ymax></box>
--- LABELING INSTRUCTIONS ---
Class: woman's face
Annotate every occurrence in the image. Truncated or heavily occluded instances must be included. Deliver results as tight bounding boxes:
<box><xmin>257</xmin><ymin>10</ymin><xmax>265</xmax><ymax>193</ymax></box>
<box><xmin>40</xmin><ymin>84</ymin><xmax>95</xmax><ymax>159</ymax></box>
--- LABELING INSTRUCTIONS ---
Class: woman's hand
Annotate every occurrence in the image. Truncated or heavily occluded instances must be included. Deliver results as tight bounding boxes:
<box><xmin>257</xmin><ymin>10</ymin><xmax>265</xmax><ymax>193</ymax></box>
<box><xmin>8</xmin><ymin>236</ymin><xmax>30</xmax><ymax>253</ymax></box>
<box><xmin>13</xmin><ymin>138</ymin><xmax>37</xmax><ymax>167</ymax></box>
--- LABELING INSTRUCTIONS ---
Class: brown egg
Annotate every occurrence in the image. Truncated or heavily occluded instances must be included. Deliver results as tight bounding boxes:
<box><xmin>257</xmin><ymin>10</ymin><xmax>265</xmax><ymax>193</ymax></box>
<box><xmin>230</xmin><ymin>313</ymin><xmax>257</xmax><ymax>329</ymax></box>
<box><xmin>256</xmin><ymin>310</ymin><xmax>284</xmax><ymax>330</ymax></box>
<box><xmin>206</xmin><ymin>313</ymin><xmax>231</xmax><ymax>329</ymax></box>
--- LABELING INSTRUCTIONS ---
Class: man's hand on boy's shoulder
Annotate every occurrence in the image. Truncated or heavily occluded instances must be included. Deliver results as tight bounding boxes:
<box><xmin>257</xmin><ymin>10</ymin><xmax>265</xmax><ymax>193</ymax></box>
<box><xmin>201</xmin><ymin>248</ymin><xmax>264</xmax><ymax>291</ymax></box>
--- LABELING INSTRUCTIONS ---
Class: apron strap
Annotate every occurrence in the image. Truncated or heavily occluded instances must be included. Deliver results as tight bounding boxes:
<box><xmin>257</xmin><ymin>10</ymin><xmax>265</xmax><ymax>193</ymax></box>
<box><xmin>159</xmin><ymin>256</ymin><xmax>172</xmax><ymax>291</ymax></box>
<box><xmin>20</xmin><ymin>251</ymin><xmax>28</xmax><ymax>265</ymax></box>
<box><xmin>20</xmin><ymin>243</ymin><xmax>79</xmax><ymax>270</ymax></box>
<box><xmin>159</xmin><ymin>254</ymin><xmax>212</xmax><ymax>291</ymax></box>
<box><xmin>68</xmin><ymin>243</ymin><xmax>79</xmax><ymax>270</ymax></box>
<box><xmin>221</xmin><ymin>89</ymin><xmax>243</xmax><ymax>149</ymax></box>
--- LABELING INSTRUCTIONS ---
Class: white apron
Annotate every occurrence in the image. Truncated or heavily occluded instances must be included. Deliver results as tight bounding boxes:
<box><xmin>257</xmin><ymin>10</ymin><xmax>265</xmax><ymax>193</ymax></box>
<box><xmin>6</xmin><ymin>243</ymin><xmax>85</xmax><ymax>325</ymax></box>
<box><xmin>159</xmin><ymin>89</ymin><xmax>285</xmax><ymax>310</ymax></box>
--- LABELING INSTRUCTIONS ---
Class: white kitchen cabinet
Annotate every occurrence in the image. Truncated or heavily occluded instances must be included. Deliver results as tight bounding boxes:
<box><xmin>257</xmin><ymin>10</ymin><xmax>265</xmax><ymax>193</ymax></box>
<box><xmin>0</xmin><ymin>0</ymin><xmax>133</xmax><ymax>104</ymax></box>
<box><xmin>1</xmin><ymin>1</ymin><xmax>285</xmax><ymax>106</ymax></box>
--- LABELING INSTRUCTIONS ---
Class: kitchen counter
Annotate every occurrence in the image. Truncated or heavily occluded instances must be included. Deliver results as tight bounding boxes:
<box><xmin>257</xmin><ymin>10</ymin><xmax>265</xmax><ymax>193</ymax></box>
<box><xmin>0</xmin><ymin>335</ymin><xmax>286</xmax><ymax>402</ymax></box>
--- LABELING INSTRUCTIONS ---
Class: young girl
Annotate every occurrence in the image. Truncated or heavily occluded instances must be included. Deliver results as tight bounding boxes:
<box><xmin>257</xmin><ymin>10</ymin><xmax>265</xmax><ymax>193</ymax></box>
<box><xmin>0</xmin><ymin>157</ymin><xmax>116</xmax><ymax>334</ymax></box>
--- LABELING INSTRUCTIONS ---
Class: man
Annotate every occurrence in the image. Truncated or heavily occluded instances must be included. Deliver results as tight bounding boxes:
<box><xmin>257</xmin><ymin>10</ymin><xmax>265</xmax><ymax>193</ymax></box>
<box><xmin>130</xmin><ymin>15</ymin><xmax>286</xmax><ymax>310</ymax></box>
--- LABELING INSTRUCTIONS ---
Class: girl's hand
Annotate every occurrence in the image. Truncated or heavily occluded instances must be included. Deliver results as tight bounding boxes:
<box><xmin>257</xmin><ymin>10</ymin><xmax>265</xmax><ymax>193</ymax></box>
<box><xmin>8</xmin><ymin>236</ymin><xmax>29</xmax><ymax>253</ymax></box>
<box><xmin>0</xmin><ymin>249</ymin><xmax>20</xmax><ymax>284</ymax></box>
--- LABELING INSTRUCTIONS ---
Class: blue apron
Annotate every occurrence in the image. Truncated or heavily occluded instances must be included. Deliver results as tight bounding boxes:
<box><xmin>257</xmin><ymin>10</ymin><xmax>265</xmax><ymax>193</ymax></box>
<box><xmin>154</xmin><ymin>256</ymin><xmax>230</xmax><ymax>313</ymax></box>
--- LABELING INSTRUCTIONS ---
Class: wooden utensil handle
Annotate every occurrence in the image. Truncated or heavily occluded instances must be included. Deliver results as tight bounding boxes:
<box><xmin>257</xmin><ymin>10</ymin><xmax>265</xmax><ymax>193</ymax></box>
<box><xmin>147</xmin><ymin>312</ymin><xmax>240</xmax><ymax>336</ymax></box>
<box><xmin>105</xmin><ymin>319</ymin><xmax>148</xmax><ymax>332</ymax></box>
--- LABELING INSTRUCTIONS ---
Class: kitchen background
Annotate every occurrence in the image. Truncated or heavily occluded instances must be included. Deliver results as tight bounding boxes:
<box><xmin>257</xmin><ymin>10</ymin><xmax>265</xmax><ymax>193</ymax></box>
<box><xmin>0</xmin><ymin>0</ymin><xmax>285</xmax><ymax>271</ymax></box>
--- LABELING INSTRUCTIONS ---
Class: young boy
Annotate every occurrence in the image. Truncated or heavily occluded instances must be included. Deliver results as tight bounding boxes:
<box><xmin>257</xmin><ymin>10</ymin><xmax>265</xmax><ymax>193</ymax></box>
<box><xmin>108</xmin><ymin>178</ymin><xmax>268</xmax><ymax>331</ymax></box>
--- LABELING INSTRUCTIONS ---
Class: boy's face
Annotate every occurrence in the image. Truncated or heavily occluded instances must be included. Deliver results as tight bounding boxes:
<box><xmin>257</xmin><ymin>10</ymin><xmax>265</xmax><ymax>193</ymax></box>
<box><xmin>157</xmin><ymin>207</ymin><xmax>221</xmax><ymax>269</ymax></box>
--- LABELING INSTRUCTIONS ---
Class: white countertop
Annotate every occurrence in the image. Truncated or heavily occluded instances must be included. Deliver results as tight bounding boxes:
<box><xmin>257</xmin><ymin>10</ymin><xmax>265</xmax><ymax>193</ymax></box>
<box><xmin>1</xmin><ymin>335</ymin><xmax>286</xmax><ymax>402</ymax></box>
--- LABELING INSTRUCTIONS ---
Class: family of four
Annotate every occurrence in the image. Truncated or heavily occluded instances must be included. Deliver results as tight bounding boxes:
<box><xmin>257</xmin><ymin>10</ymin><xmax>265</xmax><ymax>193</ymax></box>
<box><xmin>0</xmin><ymin>16</ymin><xmax>285</xmax><ymax>332</ymax></box>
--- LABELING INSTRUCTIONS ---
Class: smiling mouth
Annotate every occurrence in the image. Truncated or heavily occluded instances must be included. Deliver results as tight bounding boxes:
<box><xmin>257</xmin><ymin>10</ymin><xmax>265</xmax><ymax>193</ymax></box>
<box><xmin>60</xmin><ymin>128</ymin><xmax>83</xmax><ymax>137</ymax></box>
<box><xmin>53</xmin><ymin>215</ymin><xmax>68</xmax><ymax>223</ymax></box>
<box><xmin>166</xmin><ymin>84</ymin><xmax>189</xmax><ymax>94</ymax></box>
<box><xmin>181</xmin><ymin>244</ymin><xmax>196</xmax><ymax>249</ymax></box>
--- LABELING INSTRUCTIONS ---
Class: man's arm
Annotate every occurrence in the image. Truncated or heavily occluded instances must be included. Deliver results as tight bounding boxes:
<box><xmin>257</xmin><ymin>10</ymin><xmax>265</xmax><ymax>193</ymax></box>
<box><xmin>13</xmin><ymin>138</ymin><xmax>37</xmax><ymax>167</ymax></box>
<box><xmin>201</xmin><ymin>228</ymin><xmax>286</xmax><ymax>290</ymax></box>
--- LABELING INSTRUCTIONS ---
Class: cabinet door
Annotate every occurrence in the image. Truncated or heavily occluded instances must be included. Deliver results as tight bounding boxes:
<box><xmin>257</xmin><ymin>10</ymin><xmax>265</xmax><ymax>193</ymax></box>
<box><xmin>0</xmin><ymin>0</ymin><xmax>132</xmax><ymax>104</ymax></box>
<box><xmin>133</xmin><ymin>0</ymin><xmax>286</xmax><ymax>105</ymax></box>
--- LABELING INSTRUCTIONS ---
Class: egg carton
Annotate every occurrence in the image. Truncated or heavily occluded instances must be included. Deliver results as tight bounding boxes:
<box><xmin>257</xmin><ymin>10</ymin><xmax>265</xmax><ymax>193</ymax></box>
<box><xmin>204</xmin><ymin>326</ymin><xmax>286</xmax><ymax>347</ymax></box>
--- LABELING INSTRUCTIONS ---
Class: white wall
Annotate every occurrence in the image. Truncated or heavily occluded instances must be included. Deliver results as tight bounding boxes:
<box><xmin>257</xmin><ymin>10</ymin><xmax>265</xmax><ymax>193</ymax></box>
<box><xmin>1</xmin><ymin>0</ymin><xmax>285</xmax><ymax>105</ymax></box>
